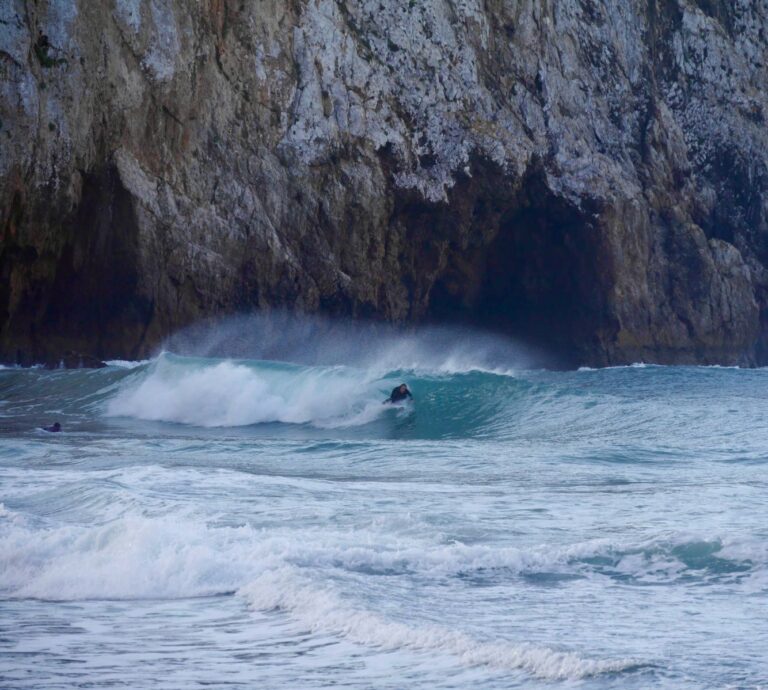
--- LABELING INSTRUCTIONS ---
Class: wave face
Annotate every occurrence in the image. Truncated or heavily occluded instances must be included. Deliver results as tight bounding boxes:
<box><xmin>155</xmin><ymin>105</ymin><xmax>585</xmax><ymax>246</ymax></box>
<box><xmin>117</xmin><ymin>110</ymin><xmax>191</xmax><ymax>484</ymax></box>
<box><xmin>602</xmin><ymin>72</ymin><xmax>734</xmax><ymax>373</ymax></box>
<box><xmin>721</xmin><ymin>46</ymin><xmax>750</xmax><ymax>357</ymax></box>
<box><xmin>101</xmin><ymin>352</ymin><xmax>529</xmax><ymax>437</ymax></box>
<box><xmin>2</xmin><ymin>318</ymin><xmax>768</xmax><ymax>689</ymax></box>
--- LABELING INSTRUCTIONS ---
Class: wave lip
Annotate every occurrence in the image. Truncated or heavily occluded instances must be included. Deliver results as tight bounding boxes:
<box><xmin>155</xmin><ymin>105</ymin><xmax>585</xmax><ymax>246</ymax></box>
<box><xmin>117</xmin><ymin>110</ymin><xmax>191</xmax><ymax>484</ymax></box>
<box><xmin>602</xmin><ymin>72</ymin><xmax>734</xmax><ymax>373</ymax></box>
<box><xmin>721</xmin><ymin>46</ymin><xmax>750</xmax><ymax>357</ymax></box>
<box><xmin>104</xmin><ymin>359</ymin><xmax>150</xmax><ymax>369</ymax></box>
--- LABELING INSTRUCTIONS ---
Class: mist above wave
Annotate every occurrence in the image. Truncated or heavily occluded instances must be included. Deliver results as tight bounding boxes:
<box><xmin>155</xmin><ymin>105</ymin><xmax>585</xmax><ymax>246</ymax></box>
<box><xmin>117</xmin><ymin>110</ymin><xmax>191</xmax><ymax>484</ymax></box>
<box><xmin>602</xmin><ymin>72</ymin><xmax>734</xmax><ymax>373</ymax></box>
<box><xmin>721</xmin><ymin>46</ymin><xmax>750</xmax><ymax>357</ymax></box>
<box><xmin>162</xmin><ymin>312</ymin><xmax>539</xmax><ymax>374</ymax></box>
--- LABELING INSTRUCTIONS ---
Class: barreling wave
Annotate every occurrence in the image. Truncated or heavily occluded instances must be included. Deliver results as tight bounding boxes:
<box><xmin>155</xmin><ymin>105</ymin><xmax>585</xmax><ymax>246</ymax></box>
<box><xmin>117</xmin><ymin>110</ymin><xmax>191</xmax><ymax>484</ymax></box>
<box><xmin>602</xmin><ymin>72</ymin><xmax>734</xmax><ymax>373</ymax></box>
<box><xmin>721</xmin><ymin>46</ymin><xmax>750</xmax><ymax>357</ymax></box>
<box><xmin>105</xmin><ymin>315</ymin><xmax>535</xmax><ymax>430</ymax></box>
<box><xmin>102</xmin><ymin>352</ymin><xmax>527</xmax><ymax>432</ymax></box>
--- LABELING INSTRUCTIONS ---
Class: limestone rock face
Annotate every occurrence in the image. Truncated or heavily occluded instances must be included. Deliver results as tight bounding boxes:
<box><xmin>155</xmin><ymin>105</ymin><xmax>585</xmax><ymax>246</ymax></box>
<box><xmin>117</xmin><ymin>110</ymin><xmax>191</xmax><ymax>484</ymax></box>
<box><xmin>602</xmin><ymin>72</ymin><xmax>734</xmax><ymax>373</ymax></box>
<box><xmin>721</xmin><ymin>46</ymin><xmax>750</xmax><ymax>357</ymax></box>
<box><xmin>1</xmin><ymin>0</ymin><xmax>767</xmax><ymax>365</ymax></box>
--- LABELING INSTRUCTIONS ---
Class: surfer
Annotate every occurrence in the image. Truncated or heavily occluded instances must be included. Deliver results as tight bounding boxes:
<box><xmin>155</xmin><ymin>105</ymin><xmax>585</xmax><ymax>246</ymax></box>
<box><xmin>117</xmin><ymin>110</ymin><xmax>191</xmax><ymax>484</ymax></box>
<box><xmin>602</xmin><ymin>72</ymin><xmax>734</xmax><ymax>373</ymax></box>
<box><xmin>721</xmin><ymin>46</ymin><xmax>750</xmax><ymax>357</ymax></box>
<box><xmin>384</xmin><ymin>383</ymin><xmax>413</xmax><ymax>404</ymax></box>
<box><xmin>42</xmin><ymin>422</ymin><xmax>61</xmax><ymax>433</ymax></box>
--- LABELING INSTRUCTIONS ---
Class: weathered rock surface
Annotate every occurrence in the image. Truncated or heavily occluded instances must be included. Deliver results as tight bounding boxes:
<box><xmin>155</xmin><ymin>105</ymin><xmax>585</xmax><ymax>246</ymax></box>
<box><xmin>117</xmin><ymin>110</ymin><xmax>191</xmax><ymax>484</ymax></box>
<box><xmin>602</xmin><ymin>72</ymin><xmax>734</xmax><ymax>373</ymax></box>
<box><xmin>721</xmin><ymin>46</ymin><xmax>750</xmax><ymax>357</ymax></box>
<box><xmin>1</xmin><ymin>0</ymin><xmax>767</xmax><ymax>366</ymax></box>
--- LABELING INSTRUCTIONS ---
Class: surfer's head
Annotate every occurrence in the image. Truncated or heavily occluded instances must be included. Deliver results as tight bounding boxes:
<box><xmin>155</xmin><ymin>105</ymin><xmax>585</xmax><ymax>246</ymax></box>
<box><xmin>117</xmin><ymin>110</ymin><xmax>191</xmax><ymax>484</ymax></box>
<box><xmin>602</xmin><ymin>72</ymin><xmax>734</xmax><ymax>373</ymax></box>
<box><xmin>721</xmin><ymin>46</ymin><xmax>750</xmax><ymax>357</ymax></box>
<box><xmin>398</xmin><ymin>384</ymin><xmax>408</xmax><ymax>393</ymax></box>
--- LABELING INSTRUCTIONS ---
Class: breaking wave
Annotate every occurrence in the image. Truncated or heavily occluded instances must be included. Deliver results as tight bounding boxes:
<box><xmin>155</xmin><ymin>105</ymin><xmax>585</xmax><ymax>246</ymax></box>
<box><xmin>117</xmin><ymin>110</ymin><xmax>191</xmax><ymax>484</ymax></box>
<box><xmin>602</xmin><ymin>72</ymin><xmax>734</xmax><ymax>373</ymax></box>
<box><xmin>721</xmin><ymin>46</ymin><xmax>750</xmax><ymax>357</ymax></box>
<box><xmin>105</xmin><ymin>355</ymin><xmax>395</xmax><ymax>428</ymax></box>
<box><xmin>15</xmin><ymin>504</ymin><xmax>763</xmax><ymax>678</ymax></box>
<box><xmin>3</xmin><ymin>503</ymin><xmax>762</xmax><ymax>602</ymax></box>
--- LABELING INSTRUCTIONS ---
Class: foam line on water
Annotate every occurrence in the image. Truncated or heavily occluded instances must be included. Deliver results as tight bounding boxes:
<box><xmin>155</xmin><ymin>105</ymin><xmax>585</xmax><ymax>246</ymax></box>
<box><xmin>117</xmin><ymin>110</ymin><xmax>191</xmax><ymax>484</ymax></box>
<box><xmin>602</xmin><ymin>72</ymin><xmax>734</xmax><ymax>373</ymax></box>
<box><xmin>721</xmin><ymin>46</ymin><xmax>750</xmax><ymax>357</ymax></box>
<box><xmin>239</xmin><ymin>567</ymin><xmax>638</xmax><ymax>680</ymax></box>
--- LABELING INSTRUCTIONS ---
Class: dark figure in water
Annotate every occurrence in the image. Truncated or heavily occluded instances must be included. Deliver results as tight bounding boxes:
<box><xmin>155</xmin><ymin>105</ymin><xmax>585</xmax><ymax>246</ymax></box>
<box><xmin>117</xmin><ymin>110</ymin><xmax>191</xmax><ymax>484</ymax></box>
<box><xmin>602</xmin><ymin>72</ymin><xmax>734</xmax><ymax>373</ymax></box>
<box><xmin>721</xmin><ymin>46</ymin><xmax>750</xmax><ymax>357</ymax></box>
<box><xmin>385</xmin><ymin>384</ymin><xmax>413</xmax><ymax>404</ymax></box>
<box><xmin>42</xmin><ymin>422</ymin><xmax>61</xmax><ymax>433</ymax></box>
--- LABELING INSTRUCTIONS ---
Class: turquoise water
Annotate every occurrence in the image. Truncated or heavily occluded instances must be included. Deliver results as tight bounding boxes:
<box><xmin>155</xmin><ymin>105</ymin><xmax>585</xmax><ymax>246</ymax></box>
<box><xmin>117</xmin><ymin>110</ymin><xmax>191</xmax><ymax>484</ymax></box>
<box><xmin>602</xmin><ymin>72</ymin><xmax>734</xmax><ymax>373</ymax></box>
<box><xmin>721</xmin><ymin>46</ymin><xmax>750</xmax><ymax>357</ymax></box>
<box><xmin>1</xmin><ymin>332</ymin><xmax>767</xmax><ymax>688</ymax></box>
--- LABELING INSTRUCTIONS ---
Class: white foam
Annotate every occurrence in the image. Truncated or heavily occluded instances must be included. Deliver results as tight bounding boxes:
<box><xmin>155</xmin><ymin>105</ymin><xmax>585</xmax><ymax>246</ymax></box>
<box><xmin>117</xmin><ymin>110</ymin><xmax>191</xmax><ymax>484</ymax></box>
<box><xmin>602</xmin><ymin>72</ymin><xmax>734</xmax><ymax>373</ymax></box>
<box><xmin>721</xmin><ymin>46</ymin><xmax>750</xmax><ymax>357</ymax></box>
<box><xmin>718</xmin><ymin>538</ymin><xmax>768</xmax><ymax>562</ymax></box>
<box><xmin>0</xmin><ymin>515</ymin><xmax>547</xmax><ymax>601</ymax></box>
<box><xmin>105</xmin><ymin>356</ymin><xmax>387</xmax><ymax>428</ymax></box>
<box><xmin>577</xmin><ymin>362</ymin><xmax>650</xmax><ymax>372</ymax></box>
<box><xmin>5</xmin><ymin>501</ymin><xmax>762</xmax><ymax>678</ymax></box>
<box><xmin>104</xmin><ymin>359</ymin><xmax>150</xmax><ymax>369</ymax></box>
<box><xmin>0</xmin><ymin>506</ymin><xmax>640</xmax><ymax>679</ymax></box>
<box><xmin>0</xmin><ymin>515</ymin><xmax>263</xmax><ymax>600</ymax></box>
<box><xmin>5</xmin><ymin>495</ymin><xmax>760</xmax><ymax>604</ymax></box>
<box><xmin>239</xmin><ymin>567</ymin><xmax>636</xmax><ymax>680</ymax></box>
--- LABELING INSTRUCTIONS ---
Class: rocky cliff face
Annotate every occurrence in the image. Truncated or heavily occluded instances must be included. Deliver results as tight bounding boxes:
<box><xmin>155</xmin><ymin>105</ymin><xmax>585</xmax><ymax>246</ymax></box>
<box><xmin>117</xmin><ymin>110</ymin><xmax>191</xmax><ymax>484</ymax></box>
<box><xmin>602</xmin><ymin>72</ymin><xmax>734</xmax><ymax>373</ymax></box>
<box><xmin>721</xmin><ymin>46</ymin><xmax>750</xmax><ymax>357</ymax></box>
<box><xmin>1</xmin><ymin>0</ymin><xmax>767</xmax><ymax>366</ymax></box>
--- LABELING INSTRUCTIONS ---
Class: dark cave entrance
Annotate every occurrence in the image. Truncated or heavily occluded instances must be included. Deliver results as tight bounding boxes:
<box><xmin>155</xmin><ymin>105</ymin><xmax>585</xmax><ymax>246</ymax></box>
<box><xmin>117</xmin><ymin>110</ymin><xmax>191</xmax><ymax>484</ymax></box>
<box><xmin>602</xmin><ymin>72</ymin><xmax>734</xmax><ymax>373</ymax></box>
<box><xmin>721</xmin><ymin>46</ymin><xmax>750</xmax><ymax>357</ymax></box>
<box><xmin>426</xmin><ymin>164</ymin><xmax>612</xmax><ymax>366</ymax></box>
<box><xmin>44</xmin><ymin>164</ymin><xmax>153</xmax><ymax>359</ymax></box>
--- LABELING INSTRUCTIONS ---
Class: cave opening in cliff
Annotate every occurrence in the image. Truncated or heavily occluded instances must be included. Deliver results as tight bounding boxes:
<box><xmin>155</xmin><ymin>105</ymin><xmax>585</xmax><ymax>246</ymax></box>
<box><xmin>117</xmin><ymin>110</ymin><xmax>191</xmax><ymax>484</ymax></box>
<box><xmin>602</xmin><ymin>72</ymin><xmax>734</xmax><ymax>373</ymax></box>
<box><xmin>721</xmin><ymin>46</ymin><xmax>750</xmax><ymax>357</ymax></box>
<box><xmin>428</xmin><ymin>168</ymin><xmax>609</xmax><ymax>366</ymax></box>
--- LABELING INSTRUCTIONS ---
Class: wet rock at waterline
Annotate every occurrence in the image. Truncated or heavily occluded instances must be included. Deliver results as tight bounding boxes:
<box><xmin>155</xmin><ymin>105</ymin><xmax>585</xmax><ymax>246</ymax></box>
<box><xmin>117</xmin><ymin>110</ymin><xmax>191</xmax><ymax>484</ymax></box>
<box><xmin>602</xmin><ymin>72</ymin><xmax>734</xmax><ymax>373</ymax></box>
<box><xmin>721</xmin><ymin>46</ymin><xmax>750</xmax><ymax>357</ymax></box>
<box><xmin>1</xmin><ymin>1</ymin><xmax>767</xmax><ymax>366</ymax></box>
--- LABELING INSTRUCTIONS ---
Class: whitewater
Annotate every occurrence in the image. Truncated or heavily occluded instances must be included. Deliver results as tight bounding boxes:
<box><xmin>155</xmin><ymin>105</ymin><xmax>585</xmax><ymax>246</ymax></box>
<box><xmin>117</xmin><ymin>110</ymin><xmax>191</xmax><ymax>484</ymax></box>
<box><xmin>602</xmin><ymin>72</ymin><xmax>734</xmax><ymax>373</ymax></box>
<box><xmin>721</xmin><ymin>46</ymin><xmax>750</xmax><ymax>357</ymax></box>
<box><xmin>1</xmin><ymin>318</ymin><xmax>767</xmax><ymax>689</ymax></box>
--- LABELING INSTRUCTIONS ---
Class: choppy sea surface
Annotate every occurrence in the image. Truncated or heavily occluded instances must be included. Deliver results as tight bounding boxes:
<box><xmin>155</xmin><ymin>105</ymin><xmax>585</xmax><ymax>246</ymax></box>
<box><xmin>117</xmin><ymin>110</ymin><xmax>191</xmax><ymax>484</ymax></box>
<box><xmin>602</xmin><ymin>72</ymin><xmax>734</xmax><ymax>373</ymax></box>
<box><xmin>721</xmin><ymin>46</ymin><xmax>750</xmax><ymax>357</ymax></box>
<box><xmin>1</xmin><ymin>323</ymin><xmax>767</xmax><ymax>689</ymax></box>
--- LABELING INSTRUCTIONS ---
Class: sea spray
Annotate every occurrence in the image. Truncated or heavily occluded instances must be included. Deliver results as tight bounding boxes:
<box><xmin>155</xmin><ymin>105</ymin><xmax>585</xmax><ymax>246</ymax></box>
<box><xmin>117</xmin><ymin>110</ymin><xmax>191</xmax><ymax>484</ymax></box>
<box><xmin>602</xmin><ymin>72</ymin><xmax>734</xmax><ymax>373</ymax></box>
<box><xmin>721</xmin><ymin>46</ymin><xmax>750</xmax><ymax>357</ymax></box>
<box><xmin>161</xmin><ymin>312</ymin><xmax>540</xmax><ymax>373</ymax></box>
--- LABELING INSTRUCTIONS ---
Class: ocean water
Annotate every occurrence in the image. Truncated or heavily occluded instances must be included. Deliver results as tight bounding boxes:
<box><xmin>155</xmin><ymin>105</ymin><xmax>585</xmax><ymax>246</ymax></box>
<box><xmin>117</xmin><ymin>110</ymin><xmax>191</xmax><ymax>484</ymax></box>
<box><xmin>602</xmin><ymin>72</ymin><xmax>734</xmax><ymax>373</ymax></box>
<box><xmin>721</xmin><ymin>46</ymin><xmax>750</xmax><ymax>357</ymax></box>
<box><xmin>1</xmin><ymin>322</ymin><xmax>767</xmax><ymax>689</ymax></box>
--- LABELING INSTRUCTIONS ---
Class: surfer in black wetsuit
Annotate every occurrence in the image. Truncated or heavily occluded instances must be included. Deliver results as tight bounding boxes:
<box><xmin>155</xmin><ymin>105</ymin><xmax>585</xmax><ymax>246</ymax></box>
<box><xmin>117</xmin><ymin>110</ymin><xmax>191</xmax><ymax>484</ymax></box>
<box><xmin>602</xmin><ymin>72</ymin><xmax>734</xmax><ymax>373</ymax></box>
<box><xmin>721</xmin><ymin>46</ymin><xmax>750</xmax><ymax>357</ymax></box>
<box><xmin>384</xmin><ymin>384</ymin><xmax>413</xmax><ymax>404</ymax></box>
<box><xmin>42</xmin><ymin>422</ymin><xmax>61</xmax><ymax>433</ymax></box>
